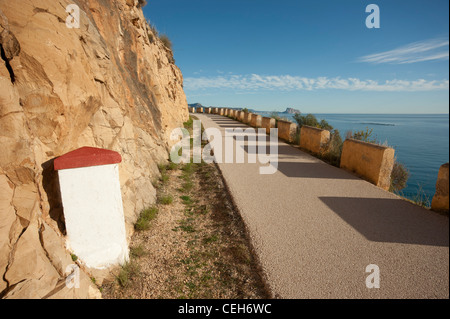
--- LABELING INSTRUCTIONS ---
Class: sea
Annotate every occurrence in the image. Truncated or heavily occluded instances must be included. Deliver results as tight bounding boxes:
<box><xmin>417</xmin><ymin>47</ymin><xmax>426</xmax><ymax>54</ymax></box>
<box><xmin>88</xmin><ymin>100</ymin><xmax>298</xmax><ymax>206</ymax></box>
<box><xmin>257</xmin><ymin>112</ymin><xmax>449</xmax><ymax>204</ymax></box>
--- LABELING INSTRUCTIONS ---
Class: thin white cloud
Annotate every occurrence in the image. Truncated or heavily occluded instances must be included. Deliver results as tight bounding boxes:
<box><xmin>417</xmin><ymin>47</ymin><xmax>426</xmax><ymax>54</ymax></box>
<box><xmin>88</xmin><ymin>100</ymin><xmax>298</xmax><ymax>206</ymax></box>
<box><xmin>184</xmin><ymin>74</ymin><xmax>449</xmax><ymax>92</ymax></box>
<box><xmin>358</xmin><ymin>38</ymin><xmax>449</xmax><ymax>64</ymax></box>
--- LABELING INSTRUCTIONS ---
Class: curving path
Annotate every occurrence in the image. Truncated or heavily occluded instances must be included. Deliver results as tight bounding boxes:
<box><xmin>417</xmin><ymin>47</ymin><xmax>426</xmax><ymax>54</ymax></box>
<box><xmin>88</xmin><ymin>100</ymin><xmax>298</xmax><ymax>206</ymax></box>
<box><xmin>194</xmin><ymin>113</ymin><xmax>448</xmax><ymax>299</ymax></box>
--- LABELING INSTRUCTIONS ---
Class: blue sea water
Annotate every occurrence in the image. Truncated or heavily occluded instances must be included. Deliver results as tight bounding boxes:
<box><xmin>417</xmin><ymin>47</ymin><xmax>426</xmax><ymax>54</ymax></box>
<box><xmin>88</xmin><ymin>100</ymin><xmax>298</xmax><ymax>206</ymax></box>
<box><xmin>257</xmin><ymin>112</ymin><xmax>449</xmax><ymax>203</ymax></box>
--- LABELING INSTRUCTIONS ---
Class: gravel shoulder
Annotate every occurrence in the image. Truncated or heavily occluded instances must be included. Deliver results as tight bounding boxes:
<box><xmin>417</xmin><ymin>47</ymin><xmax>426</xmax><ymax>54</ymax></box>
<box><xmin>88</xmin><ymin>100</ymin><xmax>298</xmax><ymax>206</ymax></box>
<box><xmin>101</xmin><ymin>156</ymin><xmax>271</xmax><ymax>299</ymax></box>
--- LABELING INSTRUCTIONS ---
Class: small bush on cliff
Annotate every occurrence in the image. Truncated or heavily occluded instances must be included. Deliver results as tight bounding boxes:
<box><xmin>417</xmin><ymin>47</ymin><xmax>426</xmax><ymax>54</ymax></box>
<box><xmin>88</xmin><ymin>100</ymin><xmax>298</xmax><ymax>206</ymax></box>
<box><xmin>145</xmin><ymin>19</ymin><xmax>160</xmax><ymax>44</ymax></box>
<box><xmin>147</xmin><ymin>28</ymin><xmax>157</xmax><ymax>44</ymax></box>
<box><xmin>390</xmin><ymin>161</ymin><xmax>409</xmax><ymax>193</ymax></box>
<box><xmin>159</xmin><ymin>34</ymin><xmax>173</xmax><ymax>50</ymax></box>
<box><xmin>137</xmin><ymin>0</ymin><xmax>147</xmax><ymax>8</ymax></box>
<box><xmin>146</xmin><ymin>21</ymin><xmax>173</xmax><ymax>53</ymax></box>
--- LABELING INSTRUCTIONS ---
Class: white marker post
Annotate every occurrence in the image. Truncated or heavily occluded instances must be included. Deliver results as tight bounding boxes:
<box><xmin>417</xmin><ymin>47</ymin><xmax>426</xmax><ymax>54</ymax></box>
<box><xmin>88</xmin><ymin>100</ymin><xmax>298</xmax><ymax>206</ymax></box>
<box><xmin>54</xmin><ymin>147</ymin><xmax>129</xmax><ymax>269</ymax></box>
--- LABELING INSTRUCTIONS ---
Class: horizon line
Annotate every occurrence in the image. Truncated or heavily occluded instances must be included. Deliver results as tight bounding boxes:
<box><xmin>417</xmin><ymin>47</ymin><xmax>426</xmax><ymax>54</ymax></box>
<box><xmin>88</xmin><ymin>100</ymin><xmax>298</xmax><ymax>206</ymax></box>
<box><xmin>188</xmin><ymin>106</ymin><xmax>449</xmax><ymax>115</ymax></box>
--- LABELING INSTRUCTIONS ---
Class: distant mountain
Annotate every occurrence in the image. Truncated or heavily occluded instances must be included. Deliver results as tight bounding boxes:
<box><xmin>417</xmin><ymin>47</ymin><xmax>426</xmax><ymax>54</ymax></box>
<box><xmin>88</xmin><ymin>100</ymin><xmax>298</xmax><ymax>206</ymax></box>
<box><xmin>188</xmin><ymin>103</ymin><xmax>204</xmax><ymax>108</ymax></box>
<box><xmin>282</xmin><ymin>108</ymin><xmax>300</xmax><ymax>114</ymax></box>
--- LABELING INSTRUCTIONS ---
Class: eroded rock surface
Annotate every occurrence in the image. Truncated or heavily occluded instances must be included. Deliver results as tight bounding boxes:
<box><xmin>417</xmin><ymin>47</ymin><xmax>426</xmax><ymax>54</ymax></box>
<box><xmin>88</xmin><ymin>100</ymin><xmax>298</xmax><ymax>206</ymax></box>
<box><xmin>0</xmin><ymin>0</ymin><xmax>188</xmax><ymax>298</ymax></box>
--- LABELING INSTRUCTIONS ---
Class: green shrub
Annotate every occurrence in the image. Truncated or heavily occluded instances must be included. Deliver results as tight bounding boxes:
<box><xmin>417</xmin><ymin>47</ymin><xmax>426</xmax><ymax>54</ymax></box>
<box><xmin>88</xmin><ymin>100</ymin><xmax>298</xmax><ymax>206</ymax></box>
<box><xmin>390</xmin><ymin>161</ymin><xmax>409</xmax><ymax>193</ymax></box>
<box><xmin>242</xmin><ymin>108</ymin><xmax>249</xmax><ymax>113</ymax></box>
<box><xmin>137</xmin><ymin>0</ymin><xmax>147</xmax><ymax>8</ymax></box>
<box><xmin>350</xmin><ymin>127</ymin><xmax>378</xmax><ymax>144</ymax></box>
<box><xmin>146</xmin><ymin>21</ymin><xmax>158</xmax><ymax>44</ymax></box>
<box><xmin>159</xmin><ymin>34</ymin><xmax>172</xmax><ymax>50</ymax></box>
<box><xmin>293</xmin><ymin>113</ymin><xmax>333</xmax><ymax>130</ymax></box>
<box><xmin>319</xmin><ymin>119</ymin><xmax>333</xmax><ymax>131</ymax></box>
<box><xmin>146</xmin><ymin>20</ymin><xmax>173</xmax><ymax>51</ymax></box>
<box><xmin>321</xmin><ymin>129</ymin><xmax>344</xmax><ymax>166</ymax></box>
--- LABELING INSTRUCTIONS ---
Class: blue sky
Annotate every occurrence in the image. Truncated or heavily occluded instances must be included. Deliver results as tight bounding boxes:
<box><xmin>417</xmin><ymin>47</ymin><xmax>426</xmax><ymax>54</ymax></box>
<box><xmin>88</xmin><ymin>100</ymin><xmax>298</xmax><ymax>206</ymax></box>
<box><xmin>143</xmin><ymin>0</ymin><xmax>449</xmax><ymax>113</ymax></box>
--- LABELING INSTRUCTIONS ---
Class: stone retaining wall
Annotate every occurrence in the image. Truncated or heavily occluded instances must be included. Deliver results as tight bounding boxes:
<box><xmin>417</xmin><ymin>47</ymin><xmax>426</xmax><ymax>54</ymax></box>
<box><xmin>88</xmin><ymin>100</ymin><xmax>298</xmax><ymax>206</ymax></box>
<box><xmin>261</xmin><ymin>117</ymin><xmax>276</xmax><ymax>134</ymax></box>
<box><xmin>250</xmin><ymin>114</ymin><xmax>262</xmax><ymax>128</ymax></box>
<box><xmin>431</xmin><ymin>163</ymin><xmax>449</xmax><ymax>213</ymax></box>
<box><xmin>300</xmin><ymin>125</ymin><xmax>330</xmax><ymax>155</ymax></box>
<box><xmin>340</xmin><ymin>139</ymin><xmax>395</xmax><ymax>190</ymax></box>
<box><xmin>277</xmin><ymin>120</ymin><xmax>297</xmax><ymax>143</ymax></box>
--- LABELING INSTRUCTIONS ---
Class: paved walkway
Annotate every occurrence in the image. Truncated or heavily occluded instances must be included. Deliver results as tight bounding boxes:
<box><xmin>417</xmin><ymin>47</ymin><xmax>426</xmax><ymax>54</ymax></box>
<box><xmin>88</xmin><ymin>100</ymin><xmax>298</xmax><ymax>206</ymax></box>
<box><xmin>194</xmin><ymin>113</ymin><xmax>449</xmax><ymax>299</ymax></box>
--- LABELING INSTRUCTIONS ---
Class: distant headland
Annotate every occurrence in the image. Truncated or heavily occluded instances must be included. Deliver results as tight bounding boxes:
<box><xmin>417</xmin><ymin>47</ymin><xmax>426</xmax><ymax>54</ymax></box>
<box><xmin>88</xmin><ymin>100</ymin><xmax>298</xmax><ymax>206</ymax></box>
<box><xmin>188</xmin><ymin>103</ymin><xmax>300</xmax><ymax>115</ymax></box>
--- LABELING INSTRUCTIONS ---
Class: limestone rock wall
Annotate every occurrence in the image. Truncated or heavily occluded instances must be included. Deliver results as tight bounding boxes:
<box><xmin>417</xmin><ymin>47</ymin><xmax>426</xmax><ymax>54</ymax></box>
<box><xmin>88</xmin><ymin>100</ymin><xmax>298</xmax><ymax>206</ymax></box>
<box><xmin>0</xmin><ymin>0</ymin><xmax>188</xmax><ymax>298</ymax></box>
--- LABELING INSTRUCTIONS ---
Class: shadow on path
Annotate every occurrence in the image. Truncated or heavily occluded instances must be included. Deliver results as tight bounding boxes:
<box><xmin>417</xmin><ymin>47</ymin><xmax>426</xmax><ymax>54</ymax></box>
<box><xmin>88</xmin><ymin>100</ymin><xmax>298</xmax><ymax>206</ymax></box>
<box><xmin>320</xmin><ymin>196</ymin><xmax>449</xmax><ymax>247</ymax></box>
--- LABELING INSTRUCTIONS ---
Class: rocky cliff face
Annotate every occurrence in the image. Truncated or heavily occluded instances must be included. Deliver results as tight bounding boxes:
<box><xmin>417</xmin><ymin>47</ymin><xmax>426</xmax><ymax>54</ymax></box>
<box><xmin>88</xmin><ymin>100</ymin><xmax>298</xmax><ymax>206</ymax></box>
<box><xmin>0</xmin><ymin>0</ymin><xmax>188</xmax><ymax>298</ymax></box>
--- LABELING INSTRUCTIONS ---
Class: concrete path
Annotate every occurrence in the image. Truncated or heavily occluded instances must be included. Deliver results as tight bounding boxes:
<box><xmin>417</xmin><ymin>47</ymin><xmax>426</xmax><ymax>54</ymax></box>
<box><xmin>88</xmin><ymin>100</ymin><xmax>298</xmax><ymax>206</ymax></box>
<box><xmin>194</xmin><ymin>113</ymin><xmax>449</xmax><ymax>299</ymax></box>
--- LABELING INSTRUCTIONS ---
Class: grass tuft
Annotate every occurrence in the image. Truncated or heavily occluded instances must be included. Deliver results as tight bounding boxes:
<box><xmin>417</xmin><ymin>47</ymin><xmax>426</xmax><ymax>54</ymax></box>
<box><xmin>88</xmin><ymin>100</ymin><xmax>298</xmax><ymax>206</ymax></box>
<box><xmin>180</xmin><ymin>195</ymin><xmax>194</xmax><ymax>205</ymax></box>
<box><xmin>117</xmin><ymin>261</ymin><xmax>140</xmax><ymax>288</ymax></box>
<box><xmin>135</xmin><ymin>206</ymin><xmax>158</xmax><ymax>231</ymax></box>
<box><xmin>158</xmin><ymin>194</ymin><xmax>174</xmax><ymax>205</ymax></box>
<box><xmin>130</xmin><ymin>244</ymin><xmax>146</xmax><ymax>258</ymax></box>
